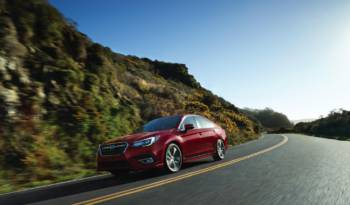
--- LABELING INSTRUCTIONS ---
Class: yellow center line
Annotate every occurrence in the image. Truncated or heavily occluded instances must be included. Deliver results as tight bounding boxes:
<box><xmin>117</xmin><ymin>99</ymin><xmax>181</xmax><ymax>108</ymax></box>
<box><xmin>73</xmin><ymin>135</ymin><xmax>288</xmax><ymax>205</ymax></box>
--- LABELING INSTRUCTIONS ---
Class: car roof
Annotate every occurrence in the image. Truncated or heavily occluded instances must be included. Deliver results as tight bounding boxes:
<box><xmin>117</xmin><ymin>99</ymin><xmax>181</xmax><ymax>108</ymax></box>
<box><xmin>182</xmin><ymin>114</ymin><xmax>203</xmax><ymax>118</ymax></box>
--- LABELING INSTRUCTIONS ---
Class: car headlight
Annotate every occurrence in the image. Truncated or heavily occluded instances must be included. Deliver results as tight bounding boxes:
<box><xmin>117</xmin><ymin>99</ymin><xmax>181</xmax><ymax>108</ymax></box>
<box><xmin>132</xmin><ymin>136</ymin><xmax>160</xmax><ymax>148</ymax></box>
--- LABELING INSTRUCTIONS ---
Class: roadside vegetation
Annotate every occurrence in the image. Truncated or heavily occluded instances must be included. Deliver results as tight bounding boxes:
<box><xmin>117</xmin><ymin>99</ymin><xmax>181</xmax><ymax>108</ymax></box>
<box><xmin>241</xmin><ymin>108</ymin><xmax>293</xmax><ymax>131</ymax></box>
<box><xmin>294</xmin><ymin>109</ymin><xmax>350</xmax><ymax>140</ymax></box>
<box><xmin>0</xmin><ymin>0</ymin><xmax>260</xmax><ymax>193</ymax></box>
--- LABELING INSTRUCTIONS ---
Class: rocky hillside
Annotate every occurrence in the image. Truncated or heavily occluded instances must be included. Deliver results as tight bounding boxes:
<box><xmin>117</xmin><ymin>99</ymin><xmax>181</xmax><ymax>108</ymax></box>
<box><xmin>0</xmin><ymin>0</ymin><xmax>259</xmax><ymax>192</ymax></box>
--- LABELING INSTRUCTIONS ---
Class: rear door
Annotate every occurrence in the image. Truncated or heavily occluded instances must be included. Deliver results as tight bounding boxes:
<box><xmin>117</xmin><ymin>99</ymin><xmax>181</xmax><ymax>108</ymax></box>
<box><xmin>194</xmin><ymin>116</ymin><xmax>217</xmax><ymax>153</ymax></box>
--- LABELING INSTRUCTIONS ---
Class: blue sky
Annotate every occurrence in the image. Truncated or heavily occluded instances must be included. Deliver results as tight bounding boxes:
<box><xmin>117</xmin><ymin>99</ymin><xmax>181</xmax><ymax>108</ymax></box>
<box><xmin>50</xmin><ymin>0</ymin><xmax>350</xmax><ymax>120</ymax></box>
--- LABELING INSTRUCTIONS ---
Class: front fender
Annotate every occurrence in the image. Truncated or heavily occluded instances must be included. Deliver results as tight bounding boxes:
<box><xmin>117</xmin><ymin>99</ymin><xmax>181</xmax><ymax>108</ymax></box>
<box><xmin>160</xmin><ymin>135</ymin><xmax>184</xmax><ymax>163</ymax></box>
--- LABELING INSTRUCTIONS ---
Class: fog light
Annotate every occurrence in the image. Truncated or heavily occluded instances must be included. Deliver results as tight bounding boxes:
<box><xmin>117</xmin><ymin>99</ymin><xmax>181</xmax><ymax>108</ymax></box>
<box><xmin>138</xmin><ymin>157</ymin><xmax>154</xmax><ymax>164</ymax></box>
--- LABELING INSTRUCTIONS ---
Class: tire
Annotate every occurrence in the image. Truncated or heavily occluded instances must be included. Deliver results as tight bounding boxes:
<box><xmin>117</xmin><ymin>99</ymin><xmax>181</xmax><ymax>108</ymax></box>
<box><xmin>213</xmin><ymin>139</ymin><xmax>225</xmax><ymax>161</ymax></box>
<box><xmin>165</xmin><ymin>143</ymin><xmax>182</xmax><ymax>173</ymax></box>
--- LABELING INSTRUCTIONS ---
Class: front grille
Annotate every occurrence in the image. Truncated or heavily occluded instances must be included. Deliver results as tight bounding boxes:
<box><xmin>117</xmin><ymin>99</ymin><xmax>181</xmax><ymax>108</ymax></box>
<box><xmin>100</xmin><ymin>143</ymin><xmax>127</xmax><ymax>156</ymax></box>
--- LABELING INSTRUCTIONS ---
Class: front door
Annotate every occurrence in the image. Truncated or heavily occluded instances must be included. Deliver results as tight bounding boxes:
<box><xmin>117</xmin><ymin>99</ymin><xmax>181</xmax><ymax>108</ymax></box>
<box><xmin>180</xmin><ymin>116</ymin><xmax>203</xmax><ymax>158</ymax></box>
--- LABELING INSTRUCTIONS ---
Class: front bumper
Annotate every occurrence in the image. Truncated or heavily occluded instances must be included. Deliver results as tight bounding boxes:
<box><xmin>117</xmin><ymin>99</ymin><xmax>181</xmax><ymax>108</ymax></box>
<box><xmin>97</xmin><ymin>143</ymin><xmax>164</xmax><ymax>172</ymax></box>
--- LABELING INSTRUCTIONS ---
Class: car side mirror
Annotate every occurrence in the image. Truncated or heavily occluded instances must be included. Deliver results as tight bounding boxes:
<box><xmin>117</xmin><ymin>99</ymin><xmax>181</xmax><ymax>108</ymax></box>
<box><xmin>184</xmin><ymin>124</ymin><xmax>194</xmax><ymax>131</ymax></box>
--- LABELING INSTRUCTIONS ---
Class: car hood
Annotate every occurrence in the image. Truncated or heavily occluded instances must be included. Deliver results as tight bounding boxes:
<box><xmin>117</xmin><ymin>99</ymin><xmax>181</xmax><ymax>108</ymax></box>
<box><xmin>104</xmin><ymin>129</ymin><xmax>175</xmax><ymax>144</ymax></box>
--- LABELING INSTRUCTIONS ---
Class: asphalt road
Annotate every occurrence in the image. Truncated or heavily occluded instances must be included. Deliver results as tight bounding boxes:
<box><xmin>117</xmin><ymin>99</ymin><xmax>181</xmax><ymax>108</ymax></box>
<box><xmin>2</xmin><ymin>134</ymin><xmax>350</xmax><ymax>205</ymax></box>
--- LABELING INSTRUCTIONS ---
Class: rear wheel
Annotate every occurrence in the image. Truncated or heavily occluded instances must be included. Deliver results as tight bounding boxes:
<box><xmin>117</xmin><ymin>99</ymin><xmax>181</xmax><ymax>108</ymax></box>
<box><xmin>165</xmin><ymin>143</ymin><xmax>182</xmax><ymax>173</ymax></box>
<box><xmin>213</xmin><ymin>139</ymin><xmax>225</xmax><ymax>161</ymax></box>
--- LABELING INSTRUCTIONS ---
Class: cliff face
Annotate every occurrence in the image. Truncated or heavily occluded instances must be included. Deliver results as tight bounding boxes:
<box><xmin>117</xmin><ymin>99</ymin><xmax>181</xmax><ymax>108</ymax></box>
<box><xmin>0</xmin><ymin>0</ymin><xmax>259</xmax><ymax>192</ymax></box>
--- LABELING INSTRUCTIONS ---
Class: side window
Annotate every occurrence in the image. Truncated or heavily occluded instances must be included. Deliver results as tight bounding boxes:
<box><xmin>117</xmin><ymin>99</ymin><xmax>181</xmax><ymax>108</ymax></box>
<box><xmin>196</xmin><ymin>116</ymin><xmax>215</xmax><ymax>129</ymax></box>
<box><xmin>180</xmin><ymin>116</ymin><xmax>198</xmax><ymax>130</ymax></box>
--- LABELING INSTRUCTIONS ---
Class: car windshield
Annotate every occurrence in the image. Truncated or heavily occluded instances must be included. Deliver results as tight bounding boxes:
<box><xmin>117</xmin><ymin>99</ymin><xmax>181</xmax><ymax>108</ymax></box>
<box><xmin>141</xmin><ymin>115</ymin><xmax>181</xmax><ymax>132</ymax></box>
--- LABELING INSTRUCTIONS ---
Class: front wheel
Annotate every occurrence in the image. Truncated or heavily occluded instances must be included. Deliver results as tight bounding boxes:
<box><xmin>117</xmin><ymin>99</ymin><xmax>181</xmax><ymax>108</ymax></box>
<box><xmin>165</xmin><ymin>143</ymin><xmax>182</xmax><ymax>173</ymax></box>
<box><xmin>213</xmin><ymin>139</ymin><xmax>225</xmax><ymax>161</ymax></box>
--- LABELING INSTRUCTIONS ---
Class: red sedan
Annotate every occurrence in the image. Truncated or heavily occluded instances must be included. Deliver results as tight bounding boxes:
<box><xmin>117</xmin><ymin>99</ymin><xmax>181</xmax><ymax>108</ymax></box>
<box><xmin>97</xmin><ymin>114</ymin><xmax>228</xmax><ymax>174</ymax></box>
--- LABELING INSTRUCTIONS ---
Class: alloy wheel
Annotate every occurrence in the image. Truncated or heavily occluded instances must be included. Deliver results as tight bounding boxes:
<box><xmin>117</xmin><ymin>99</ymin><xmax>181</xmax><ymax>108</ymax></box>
<box><xmin>165</xmin><ymin>143</ymin><xmax>182</xmax><ymax>172</ymax></box>
<box><xmin>214</xmin><ymin>139</ymin><xmax>225</xmax><ymax>160</ymax></box>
